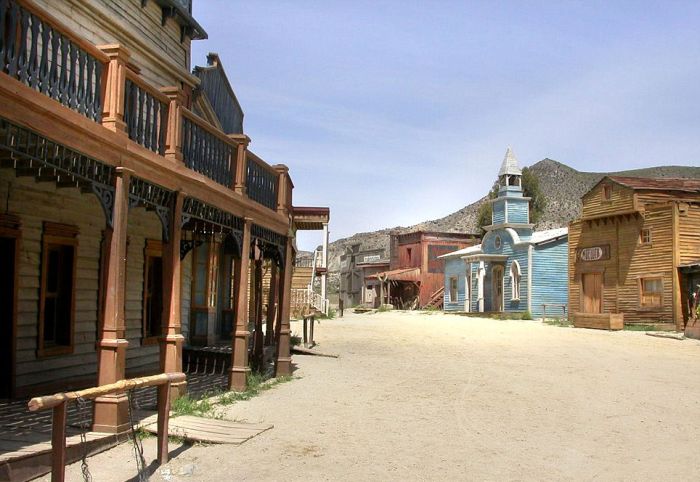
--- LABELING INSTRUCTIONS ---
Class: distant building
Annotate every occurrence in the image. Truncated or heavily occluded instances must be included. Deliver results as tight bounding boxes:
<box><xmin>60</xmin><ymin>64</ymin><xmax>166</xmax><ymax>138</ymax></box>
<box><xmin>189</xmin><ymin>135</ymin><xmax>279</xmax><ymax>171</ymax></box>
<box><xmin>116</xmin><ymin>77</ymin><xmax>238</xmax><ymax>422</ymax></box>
<box><xmin>568</xmin><ymin>176</ymin><xmax>700</xmax><ymax>333</ymax></box>
<box><xmin>440</xmin><ymin>148</ymin><xmax>568</xmax><ymax>317</ymax></box>
<box><xmin>339</xmin><ymin>245</ymin><xmax>388</xmax><ymax>307</ymax></box>
<box><xmin>368</xmin><ymin>231</ymin><xmax>480</xmax><ymax>309</ymax></box>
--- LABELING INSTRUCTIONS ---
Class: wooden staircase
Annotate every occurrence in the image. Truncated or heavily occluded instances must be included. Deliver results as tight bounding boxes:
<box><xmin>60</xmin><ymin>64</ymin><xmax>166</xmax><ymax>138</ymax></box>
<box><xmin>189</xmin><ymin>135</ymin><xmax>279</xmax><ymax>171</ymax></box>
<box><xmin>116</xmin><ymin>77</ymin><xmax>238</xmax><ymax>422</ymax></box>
<box><xmin>425</xmin><ymin>287</ymin><xmax>444</xmax><ymax>309</ymax></box>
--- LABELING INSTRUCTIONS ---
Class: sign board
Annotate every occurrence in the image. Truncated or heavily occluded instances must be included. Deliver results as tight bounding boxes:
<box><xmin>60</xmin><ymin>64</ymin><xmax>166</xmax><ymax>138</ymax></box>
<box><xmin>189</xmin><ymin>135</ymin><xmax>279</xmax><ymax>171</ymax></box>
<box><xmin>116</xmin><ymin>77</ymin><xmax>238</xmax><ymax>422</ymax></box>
<box><xmin>362</xmin><ymin>254</ymin><xmax>381</xmax><ymax>263</ymax></box>
<box><xmin>576</xmin><ymin>245</ymin><xmax>610</xmax><ymax>262</ymax></box>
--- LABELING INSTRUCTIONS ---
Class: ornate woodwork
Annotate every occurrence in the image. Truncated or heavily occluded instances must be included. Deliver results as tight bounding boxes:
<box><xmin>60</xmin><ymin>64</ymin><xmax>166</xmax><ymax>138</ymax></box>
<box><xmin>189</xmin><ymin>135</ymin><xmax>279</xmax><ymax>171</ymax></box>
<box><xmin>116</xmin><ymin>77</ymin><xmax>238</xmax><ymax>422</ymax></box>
<box><xmin>0</xmin><ymin>0</ymin><xmax>105</xmax><ymax>121</ymax></box>
<box><xmin>124</xmin><ymin>78</ymin><xmax>168</xmax><ymax>155</ymax></box>
<box><xmin>246</xmin><ymin>154</ymin><xmax>278</xmax><ymax>211</ymax></box>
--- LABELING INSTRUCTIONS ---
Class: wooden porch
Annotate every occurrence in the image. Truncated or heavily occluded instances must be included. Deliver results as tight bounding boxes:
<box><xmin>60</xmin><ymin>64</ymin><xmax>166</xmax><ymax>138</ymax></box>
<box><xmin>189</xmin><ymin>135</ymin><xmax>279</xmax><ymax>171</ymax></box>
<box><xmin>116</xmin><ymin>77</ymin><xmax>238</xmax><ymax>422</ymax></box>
<box><xmin>0</xmin><ymin>0</ymin><xmax>300</xmax><ymax>436</ymax></box>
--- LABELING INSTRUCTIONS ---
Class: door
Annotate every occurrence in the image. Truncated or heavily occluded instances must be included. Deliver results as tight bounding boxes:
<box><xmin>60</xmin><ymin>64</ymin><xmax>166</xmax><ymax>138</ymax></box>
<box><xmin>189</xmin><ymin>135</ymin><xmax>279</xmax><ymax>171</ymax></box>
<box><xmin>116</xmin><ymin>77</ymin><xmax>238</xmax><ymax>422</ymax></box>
<box><xmin>492</xmin><ymin>265</ymin><xmax>504</xmax><ymax>312</ymax></box>
<box><xmin>582</xmin><ymin>273</ymin><xmax>603</xmax><ymax>313</ymax></box>
<box><xmin>0</xmin><ymin>236</ymin><xmax>16</xmax><ymax>399</ymax></box>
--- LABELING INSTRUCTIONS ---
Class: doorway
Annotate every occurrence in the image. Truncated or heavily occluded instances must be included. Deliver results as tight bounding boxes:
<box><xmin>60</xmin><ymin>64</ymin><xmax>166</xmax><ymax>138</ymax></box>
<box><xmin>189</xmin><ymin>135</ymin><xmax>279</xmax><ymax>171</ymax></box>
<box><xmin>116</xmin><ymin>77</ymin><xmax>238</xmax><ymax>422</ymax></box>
<box><xmin>582</xmin><ymin>273</ymin><xmax>603</xmax><ymax>313</ymax></box>
<box><xmin>492</xmin><ymin>265</ymin><xmax>504</xmax><ymax>312</ymax></box>
<box><xmin>0</xmin><ymin>235</ymin><xmax>17</xmax><ymax>399</ymax></box>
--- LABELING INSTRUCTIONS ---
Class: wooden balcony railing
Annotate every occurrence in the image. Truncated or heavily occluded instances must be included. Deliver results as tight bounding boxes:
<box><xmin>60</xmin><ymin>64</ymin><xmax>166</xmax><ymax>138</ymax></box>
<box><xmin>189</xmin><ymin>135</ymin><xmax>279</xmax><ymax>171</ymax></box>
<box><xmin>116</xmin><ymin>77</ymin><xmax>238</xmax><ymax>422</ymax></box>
<box><xmin>0</xmin><ymin>1</ymin><xmax>291</xmax><ymax>216</ymax></box>
<box><xmin>246</xmin><ymin>153</ymin><xmax>279</xmax><ymax>211</ymax></box>
<box><xmin>124</xmin><ymin>70</ymin><xmax>169</xmax><ymax>155</ymax></box>
<box><xmin>0</xmin><ymin>0</ymin><xmax>108</xmax><ymax>122</ymax></box>
<box><xmin>181</xmin><ymin>108</ymin><xmax>235</xmax><ymax>187</ymax></box>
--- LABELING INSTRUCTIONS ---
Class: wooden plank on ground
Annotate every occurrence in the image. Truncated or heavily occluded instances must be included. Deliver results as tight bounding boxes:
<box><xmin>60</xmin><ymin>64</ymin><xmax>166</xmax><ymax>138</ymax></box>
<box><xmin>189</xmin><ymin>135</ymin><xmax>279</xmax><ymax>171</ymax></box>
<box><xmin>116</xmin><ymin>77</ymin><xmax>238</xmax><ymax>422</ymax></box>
<box><xmin>141</xmin><ymin>415</ymin><xmax>273</xmax><ymax>444</ymax></box>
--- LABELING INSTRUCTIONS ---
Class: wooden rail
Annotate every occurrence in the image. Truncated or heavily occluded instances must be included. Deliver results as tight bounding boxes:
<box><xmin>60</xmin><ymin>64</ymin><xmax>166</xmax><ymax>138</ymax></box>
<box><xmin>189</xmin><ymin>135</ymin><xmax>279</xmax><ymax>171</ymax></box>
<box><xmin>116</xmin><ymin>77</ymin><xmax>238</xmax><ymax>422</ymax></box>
<box><xmin>246</xmin><ymin>151</ymin><xmax>279</xmax><ymax>210</ymax></box>
<box><xmin>28</xmin><ymin>372</ymin><xmax>185</xmax><ymax>482</ymax></box>
<box><xmin>124</xmin><ymin>70</ymin><xmax>169</xmax><ymax>155</ymax></box>
<box><xmin>181</xmin><ymin>107</ymin><xmax>235</xmax><ymax>187</ymax></box>
<box><xmin>0</xmin><ymin>0</ymin><xmax>108</xmax><ymax>121</ymax></box>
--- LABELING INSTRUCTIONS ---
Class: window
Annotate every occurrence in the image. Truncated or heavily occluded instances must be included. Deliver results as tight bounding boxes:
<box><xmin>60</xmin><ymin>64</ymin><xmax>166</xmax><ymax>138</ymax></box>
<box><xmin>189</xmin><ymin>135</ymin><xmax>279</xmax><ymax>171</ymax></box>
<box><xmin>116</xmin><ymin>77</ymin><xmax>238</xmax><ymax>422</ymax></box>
<box><xmin>220</xmin><ymin>254</ymin><xmax>237</xmax><ymax>338</ymax></box>
<box><xmin>603</xmin><ymin>184</ymin><xmax>612</xmax><ymax>201</ymax></box>
<box><xmin>406</xmin><ymin>248</ymin><xmax>412</xmax><ymax>263</ymax></box>
<box><xmin>640</xmin><ymin>277</ymin><xmax>663</xmax><ymax>308</ymax></box>
<box><xmin>449</xmin><ymin>277</ymin><xmax>458</xmax><ymax>302</ymax></box>
<box><xmin>190</xmin><ymin>240</ymin><xmax>220</xmax><ymax>344</ymax></box>
<box><xmin>39</xmin><ymin>222</ymin><xmax>78</xmax><ymax>356</ymax></box>
<box><xmin>494</xmin><ymin>235</ymin><xmax>502</xmax><ymax>250</ymax></box>
<box><xmin>510</xmin><ymin>261</ymin><xmax>521</xmax><ymax>300</ymax></box>
<box><xmin>143</xmin><ymin>240</ymin><xmax>163</xmax><ymax>342</ymax></box>
<box><xmin>639</xmin><ymin>229</ymin><xmax>652</xmax><ymax>245</ymax></box>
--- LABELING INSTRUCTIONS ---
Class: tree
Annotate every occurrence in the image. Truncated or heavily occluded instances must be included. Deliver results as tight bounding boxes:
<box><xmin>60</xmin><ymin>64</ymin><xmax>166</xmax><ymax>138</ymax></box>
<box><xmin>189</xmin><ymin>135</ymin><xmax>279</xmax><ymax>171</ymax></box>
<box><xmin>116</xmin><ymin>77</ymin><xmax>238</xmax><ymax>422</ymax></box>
<box><xmin>476</xmin><ymin>168</ymin><xmax>547</xmax><ymax>232</ymax></box>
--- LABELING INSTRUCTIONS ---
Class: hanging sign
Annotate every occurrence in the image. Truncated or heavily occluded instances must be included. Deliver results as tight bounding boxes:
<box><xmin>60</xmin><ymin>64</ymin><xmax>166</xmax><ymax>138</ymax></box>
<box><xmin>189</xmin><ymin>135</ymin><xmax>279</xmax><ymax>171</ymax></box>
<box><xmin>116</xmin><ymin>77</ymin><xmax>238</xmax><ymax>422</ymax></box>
<box><xmin>577</xmin><ymin>245</ymin><xmax>610</xmax><ymax>262</ymax></box>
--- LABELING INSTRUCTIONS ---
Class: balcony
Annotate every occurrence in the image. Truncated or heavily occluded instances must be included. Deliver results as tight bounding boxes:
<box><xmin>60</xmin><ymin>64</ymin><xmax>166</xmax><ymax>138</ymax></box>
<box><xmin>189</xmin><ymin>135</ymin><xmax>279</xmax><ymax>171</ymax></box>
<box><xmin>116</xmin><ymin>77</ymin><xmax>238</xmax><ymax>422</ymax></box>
<box><xmin>0</xmin><ymin>0</ymin><xmax>285</xmax><ymax>216</ymax></box>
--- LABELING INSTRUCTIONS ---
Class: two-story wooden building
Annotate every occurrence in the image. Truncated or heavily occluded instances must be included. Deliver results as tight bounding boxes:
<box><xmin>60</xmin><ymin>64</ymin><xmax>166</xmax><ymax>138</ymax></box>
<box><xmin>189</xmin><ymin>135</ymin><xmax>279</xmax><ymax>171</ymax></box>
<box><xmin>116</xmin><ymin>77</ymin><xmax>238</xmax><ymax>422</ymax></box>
<box><xmin>368</xmin><ymin>231</ymin><xmax>479</xmax><ymax>309</ymax></box>
<box><xmin>0</xmin><ymin>0</ymin><xmax>322</xmax><ymax>434</ymax></box>
<box><xmin>568</xmin><ymin>176</ymin><xmax>700</xmax><ymax>331</ymax></box>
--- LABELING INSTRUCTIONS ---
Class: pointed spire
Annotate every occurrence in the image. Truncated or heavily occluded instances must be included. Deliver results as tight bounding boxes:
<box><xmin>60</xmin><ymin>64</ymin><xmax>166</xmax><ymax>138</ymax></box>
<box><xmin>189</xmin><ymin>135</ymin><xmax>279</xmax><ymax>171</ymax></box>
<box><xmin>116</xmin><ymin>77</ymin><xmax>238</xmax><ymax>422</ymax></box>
<box><xmin>498</xmin><ymin>147</ymin><xmax>522</xmax><ymax>177</ymax></box>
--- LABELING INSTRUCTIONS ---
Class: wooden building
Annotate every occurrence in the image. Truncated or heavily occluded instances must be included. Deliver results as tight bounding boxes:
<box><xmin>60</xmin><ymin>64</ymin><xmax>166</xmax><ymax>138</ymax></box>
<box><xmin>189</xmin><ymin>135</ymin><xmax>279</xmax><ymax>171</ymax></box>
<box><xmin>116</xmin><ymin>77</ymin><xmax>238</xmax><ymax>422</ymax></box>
<box><xmin>0</xmin><ymin>0</ymin><xmax>325</xmax><ymax>433</ymax></box>
<box><xmin>440</xmin><ymin>148</ymin><xmax>569</xmax><ymax>317</ymax></box>
<box><xmin>368</xmin><ymin>231</ymin><xmax>479</xmax><ymax>309</ymax></box>
<box><xmin>339</xmin><ymin>244</ymin><xmax>387</xmax><ymax>308</ymax></box>
<box><xmin>568</xmin><ymin>176</ymin><xmax>700</xmax><ymax>331</ymax></box>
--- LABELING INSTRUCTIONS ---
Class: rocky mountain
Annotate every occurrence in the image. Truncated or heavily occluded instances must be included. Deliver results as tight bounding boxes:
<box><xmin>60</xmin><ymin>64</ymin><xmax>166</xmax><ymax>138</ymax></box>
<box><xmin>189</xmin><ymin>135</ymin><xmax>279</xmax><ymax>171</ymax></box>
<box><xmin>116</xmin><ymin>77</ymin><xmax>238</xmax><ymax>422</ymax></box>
<box><xmin>323</xmin><ymin>160</ymin><xmax>700</xmax><ymax>291</ymax></box>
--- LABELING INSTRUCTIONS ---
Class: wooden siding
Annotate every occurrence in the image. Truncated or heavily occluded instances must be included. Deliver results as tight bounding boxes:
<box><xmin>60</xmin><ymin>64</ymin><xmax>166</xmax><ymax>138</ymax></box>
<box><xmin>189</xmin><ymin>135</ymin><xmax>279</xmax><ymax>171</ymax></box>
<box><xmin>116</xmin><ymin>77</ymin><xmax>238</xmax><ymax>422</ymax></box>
<box><xmin>531</xmin><ymin>238</ymin><xmax>568</xmax><ymax>318</ymax></box>
<box><xmin>581</xmin><ymin>182</ymin><xmax>636</xmax><ymax>219</ymax></box>
<box><xmin>443</xmin><ymin>258</ymin><xmax>466</xmax><ymax>312</ymax></box>
<box><xmin>2</xmin><ymin>174</ymin><xmax>101</xmax><ymax>392</ymax></box>
<box><xmin>569</xmin><ymin>206</ymin><xmax>676</xmax><ymax>325</ymax></box>
<box><xmin>32</xmin><ymin>0</ymin><xmax>193</xmax><ymax>88</ymax></box>
<box><xmin>124</xmin><ymin>209</ymin><xmax>164</xmax><ymax>376</ymax></box>
<box><xmin>678</xmin><ymin>204</ymin><xmax>700</xmax><ymax>265</ymax></box>
<box><xmin>507</xmin><ymin>199</ymin><xmax>529</xmax><ymax>224</ymax></box>
<box><xmin>492</xmin><ymin>201</ymin><xmax>506</xmax><ymax>224</ymax></box>
<box><xmin>504</xmin><ymin>249</ymin><xmax>529</xmax><ymax>313</ymax></box>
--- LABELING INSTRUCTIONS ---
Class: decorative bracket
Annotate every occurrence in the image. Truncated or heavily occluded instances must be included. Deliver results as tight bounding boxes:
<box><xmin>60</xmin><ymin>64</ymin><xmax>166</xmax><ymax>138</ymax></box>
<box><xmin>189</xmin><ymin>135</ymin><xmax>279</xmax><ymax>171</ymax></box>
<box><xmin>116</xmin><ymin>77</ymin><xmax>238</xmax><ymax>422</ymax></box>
<box><xmin>91</xmin><ymin>183</ymin><xmax>115</xmax><ymax>228</ymax></box>
<box><xmin>180</xmin><ymin>239</ymin><xmax>203</xmax><ymax>260</ymax></box>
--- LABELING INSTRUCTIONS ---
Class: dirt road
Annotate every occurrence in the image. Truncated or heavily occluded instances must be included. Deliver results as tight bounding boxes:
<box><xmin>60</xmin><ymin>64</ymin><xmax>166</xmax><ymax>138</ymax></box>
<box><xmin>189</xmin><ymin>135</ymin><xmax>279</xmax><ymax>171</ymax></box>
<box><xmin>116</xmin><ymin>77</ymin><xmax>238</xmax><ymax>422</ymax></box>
<box><xmin>52</xmin><ymin>312</ymin><xmax>700</xmax><ymax>481</ymax></box>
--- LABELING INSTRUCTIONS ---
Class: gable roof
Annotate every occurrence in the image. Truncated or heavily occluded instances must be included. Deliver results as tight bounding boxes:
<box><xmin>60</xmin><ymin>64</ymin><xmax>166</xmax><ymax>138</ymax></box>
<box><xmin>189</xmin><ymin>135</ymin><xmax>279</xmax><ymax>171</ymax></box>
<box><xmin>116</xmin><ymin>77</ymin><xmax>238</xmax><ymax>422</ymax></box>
<box><xmin>438</xmin><ymin>244</ymin><xmax>483</xmax><ymax>259</ymax></box>
<box><xmin>586</xmin><ymin>176</ymin><xmax>700</xmax><ymax>199</ymax></box>
<box><xmin>530</xmin><ymin>227</ymin><xmax>568</xmax><ymax>245</ymax></box>
<box><xmin>607</xmin><ymin>176</ymin><xmax>700</xmax><ymax>193</ymax></box>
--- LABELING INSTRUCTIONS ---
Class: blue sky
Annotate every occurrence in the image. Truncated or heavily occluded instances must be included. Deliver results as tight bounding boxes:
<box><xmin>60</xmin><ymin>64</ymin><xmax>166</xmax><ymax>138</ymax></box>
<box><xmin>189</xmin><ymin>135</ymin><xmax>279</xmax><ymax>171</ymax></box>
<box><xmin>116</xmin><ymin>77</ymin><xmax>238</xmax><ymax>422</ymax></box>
<box><xmin>191</xmin><ymin>1</ymin><xmax>700</xmax><ymax>250</ymax></box>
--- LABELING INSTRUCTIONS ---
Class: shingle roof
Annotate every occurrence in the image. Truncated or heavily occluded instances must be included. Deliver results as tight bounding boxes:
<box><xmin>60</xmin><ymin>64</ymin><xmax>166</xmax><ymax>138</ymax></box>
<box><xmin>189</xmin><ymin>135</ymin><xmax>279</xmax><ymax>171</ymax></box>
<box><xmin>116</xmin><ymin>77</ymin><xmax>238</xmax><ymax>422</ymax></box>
<box><xmin>607</xmin><ymin>176</ymin><xmax>700</xmax><ymax>193</ymax></box>
<box><xmin>530</xmin><ymin>227</ymin><xmax>568</xmax><ymax>245</ymax></box>
<box><xmin>438</xmin><ymin>244</ymin><xmax>483</xmax><ymax>259</ymax></box>
<box><xmin>498</xmin><ymin>147</ymin><xmax>522</xmax><ymax>177</ymax></box>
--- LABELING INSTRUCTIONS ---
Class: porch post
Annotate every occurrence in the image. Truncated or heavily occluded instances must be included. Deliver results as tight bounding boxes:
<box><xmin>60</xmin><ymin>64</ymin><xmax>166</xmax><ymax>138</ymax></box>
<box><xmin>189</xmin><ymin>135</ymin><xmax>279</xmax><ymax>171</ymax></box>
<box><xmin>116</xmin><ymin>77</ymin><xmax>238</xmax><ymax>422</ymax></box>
<box><xmin>229</xmin><ymin>219</ymin><xmax>252</xmax><ymax>391</ymax></box>
<box><xmin>252</xmin><ymin>257</ymin><xmax>264</xmax><ymax>371</ymax></box>
<box><xmin>228</xmin><ymin>134</ymin><xmax>250</xmax><ymax>194</ymax></box>
<box><xmin>276</xmin><ymin>239</ymin><xmax>294</xmax><ymax>376</ymax></box>
<box><xmin>321</xmin><ymin>222</ymin><xmax>329</xmax><ymax>314</ymax></box>
<box><xmin>93</xmin><ymin>168</ymin><xmax>130</xmax><ymax>433</ymax></box>
<box><xmin>477</xmin><ymin>261</ymin><xmax>485</xmax><ymax>313</ymax></box>
<box><xmin>160</xmin><ymin>192</ymin><xmax>185</xmax><ymax>398</ymax></box>
<box><xmin>265</xmin><ymin>262</ymin><xmax>278</xmax><ymax>346</ymax></box>
<box><xmin>99</xmin><ymin>45</ymin><xmax>130</xmax><ymax>134</ymax></box>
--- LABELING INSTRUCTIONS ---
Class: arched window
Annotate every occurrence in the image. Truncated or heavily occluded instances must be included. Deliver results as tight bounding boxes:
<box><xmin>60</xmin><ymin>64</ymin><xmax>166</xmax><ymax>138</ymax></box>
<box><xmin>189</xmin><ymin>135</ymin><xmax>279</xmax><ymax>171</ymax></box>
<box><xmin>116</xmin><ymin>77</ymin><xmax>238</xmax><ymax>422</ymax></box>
<box><xmin>510</xmin><ymin>261</ymin><xmax>521</xmax><ymax>300</ymax></box>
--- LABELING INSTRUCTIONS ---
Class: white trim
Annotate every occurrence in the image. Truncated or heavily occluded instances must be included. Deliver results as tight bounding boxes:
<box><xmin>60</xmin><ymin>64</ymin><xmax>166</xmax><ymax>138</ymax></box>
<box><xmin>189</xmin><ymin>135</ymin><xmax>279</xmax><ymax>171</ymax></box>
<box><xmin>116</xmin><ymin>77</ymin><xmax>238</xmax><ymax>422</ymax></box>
<box><xmin>510</xmin><ymin>260</ymin><xmax>521</xmax><ymax>301</ymax></box>
<box><xmin>504</xmin><ymin>199</ymin><xmax>508</xmax><ymax>223</ymax></box>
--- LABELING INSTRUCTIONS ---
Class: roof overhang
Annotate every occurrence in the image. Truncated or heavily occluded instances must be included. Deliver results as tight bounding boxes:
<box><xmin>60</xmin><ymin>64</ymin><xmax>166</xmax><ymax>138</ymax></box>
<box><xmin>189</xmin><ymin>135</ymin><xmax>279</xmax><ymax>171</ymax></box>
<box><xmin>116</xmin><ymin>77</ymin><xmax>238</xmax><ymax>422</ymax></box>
<box><xmin>367</xmin><ymin>267</ymin><xmax>421</xmax><ymax>282</ymax></box>
<box><xmin>462</xmin><ymin>254</ymin><xmax>509</xmax><ymax>263</ymax></box>
<box><xmin>293</xmin><ymin>206</ymin><xmax>330</xmax><ymax>230</ymax></box>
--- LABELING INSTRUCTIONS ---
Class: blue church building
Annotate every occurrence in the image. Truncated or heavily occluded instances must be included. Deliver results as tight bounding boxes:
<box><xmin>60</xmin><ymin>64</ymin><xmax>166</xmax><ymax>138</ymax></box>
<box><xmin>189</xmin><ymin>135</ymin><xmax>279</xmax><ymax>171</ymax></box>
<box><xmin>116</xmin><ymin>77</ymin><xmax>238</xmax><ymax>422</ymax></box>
<box><xmin>441</xmin><ymin>148</ymin><xmax>568</xmax><ymax>318</ymax></box>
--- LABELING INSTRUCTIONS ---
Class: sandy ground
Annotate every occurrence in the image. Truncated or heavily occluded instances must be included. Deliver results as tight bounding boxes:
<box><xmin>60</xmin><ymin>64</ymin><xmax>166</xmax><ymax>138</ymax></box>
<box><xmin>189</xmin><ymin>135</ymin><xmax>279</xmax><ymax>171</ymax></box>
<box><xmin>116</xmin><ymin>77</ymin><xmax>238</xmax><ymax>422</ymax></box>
<box><xmin>48</xmin><ymin>311</ymin><xmax>700</xmax><ymax>481</ymax></box>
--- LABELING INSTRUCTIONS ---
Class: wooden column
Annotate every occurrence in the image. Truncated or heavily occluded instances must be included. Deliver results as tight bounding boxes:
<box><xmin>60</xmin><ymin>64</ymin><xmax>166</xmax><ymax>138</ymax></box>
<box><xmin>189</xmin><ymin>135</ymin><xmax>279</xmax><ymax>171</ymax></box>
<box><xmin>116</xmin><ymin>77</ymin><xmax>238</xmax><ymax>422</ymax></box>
<box><xmin>161</xmin><ymin>87</ymin><xmax>185</xmax><ymax>162</ymax></box>
<box><xmin>276</xmin><ymin>239</ymin><xmax>294</xmax><ymax>376</ymax></box>
<box><xmin>98</xmin><ymin>45</ymin><xmax>130</xmax><ymax>134</ymax></box>
<box><xmin>229</xmin><ymin>134</ymin><xmax>250</xmax><ymax>194</ymax></box>
<box><xmin>93</xmin><ymin>168</ymin><xmax>130</xmax><ymax>433</ymax></box>
<box><xmin>160</xmin><ymin>192</ymin><xmax>185</xmax><ymax>398</ymax></box>
<box><xmin>265</xmin><ymin>262</ymin><xmax>278</xmax><ymax>346</ymax></box>
<box><xmin>252</xmin><ymin>257</ymin><xmax>264</xmax><ymax>371</ymax></box>
<box><xmin>274</xmin><ymin>165</ymin><xmax>290</xmax><ymax>216</ymax></box>
<box><xmin>229</xmin><ymin>219</ymin><xmax>252</xmax><ymax>391</ymax></box>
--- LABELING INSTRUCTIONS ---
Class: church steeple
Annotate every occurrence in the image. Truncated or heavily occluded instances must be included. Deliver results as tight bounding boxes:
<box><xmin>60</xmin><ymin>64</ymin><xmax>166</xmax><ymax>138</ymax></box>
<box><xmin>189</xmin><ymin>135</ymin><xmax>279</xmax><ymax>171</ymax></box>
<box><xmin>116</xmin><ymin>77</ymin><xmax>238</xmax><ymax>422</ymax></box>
<box><xmin>490</xmin><ymin>147</ymin><xmax>531</xmax><ymax>228</ymax></box>
<box><xmin>498</xmin><ymin>147</ymin><xmax>522</xmax><ymax>192</ymax></box>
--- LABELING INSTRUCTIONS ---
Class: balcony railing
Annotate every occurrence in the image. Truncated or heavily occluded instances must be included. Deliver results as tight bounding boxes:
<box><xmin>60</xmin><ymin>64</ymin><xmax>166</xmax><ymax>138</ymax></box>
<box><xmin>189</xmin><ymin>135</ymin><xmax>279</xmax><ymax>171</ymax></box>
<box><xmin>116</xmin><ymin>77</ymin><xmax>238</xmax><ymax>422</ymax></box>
<box><xmin>181</xmin><ymin>108</ymin><xmax>234</xmax><ymax>187</ymax></box>
<box><xmin>246</xmin><ymin>153</ymin><xmax>278</xmax><ymax>211</ymax></box>
<box><xmin>0</xmin><ymin>0</ymin><xmax>290</xmax><ymax>215</ymax></box>
<box><xmin>124</xmin><ymin>71</ymin><xmax>168</xmax><ymax>155</ymax></box>
<box><xmin>0</xmin><ymin>0</ymin><xmax>107</xmax><ymax>122</ymax></box>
